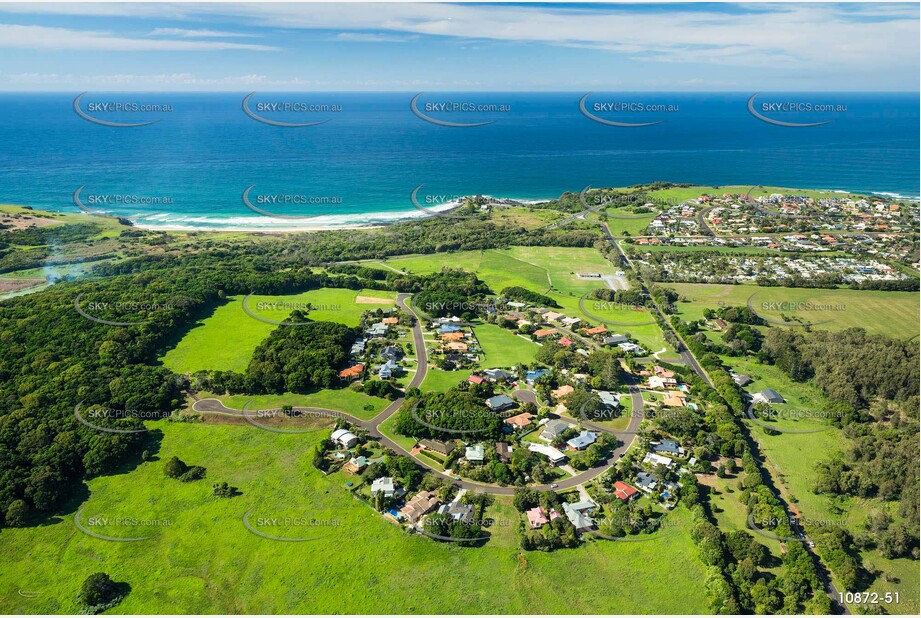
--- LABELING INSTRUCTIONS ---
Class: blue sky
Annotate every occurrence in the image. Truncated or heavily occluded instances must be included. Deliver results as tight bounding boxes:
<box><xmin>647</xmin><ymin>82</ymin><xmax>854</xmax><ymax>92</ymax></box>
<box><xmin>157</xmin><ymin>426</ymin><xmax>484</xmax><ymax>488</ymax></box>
<box><xmin>0</xmin><ymin>2</ymin><xmax>917</xmax><ymax>91</ymax></box>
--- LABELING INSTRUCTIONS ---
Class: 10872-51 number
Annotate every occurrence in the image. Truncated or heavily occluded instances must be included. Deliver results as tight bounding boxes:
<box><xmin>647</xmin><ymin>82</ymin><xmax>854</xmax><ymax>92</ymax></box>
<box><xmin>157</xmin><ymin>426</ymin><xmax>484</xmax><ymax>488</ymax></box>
<box><xmin>839</xmin><ymin>592</ymin><xmax>899</xmax><ymax>605</ymax></box>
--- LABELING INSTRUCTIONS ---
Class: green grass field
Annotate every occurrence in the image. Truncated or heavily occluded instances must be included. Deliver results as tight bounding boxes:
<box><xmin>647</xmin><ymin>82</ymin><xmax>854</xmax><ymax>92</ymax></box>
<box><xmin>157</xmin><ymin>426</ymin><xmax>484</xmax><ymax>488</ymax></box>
<box><xmin>473</xmin><ymin>323</ymin><xmax>540</xmax><ymax>368</ymax></box>
<box><xmin>195</xmin><ymin>388</ymin><xmax>390</xmax><ymax>421</ymax></box>
<box><xmin>646</xmin><ymin>185</ymin><xmax>869</xmax><ymax>203</ymax></box>
<box><xmin>670</xmin><ymin>283</ymin><xmax>919</xmax><ymax>340</ymax></box>
<box><xmin>420</xmin><ymin>368</ymin><xmax>471</xmax><ymax>393</ymax></box>
<box><xmin>160</xmin><ymin>288</ymin><xmax>397</xmax><ymax>374</ymax></box>
<box><xmin>0</xmin><ymin>421</ymin><xmax>714</xmax><ymax>613</ymax></box>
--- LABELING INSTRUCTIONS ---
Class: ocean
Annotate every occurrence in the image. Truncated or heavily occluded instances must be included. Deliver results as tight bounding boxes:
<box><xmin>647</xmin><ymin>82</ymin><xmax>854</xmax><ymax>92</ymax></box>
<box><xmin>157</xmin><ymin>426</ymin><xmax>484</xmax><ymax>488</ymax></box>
<box><xmin>0</xmin><ymin>92</ymin><xmax>917</xmax><ymax>230</ymax></box>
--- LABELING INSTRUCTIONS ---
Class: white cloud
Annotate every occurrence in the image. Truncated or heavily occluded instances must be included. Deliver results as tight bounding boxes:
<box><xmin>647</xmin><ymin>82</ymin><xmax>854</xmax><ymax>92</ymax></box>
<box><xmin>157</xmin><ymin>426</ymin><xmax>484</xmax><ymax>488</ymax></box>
<box><xmin>0</xmin><ymin>23</ymin><xmax>278</xmax><ymax>51</ymax></box>
<box><xmin>148</xmin><ymin>27</ymin><xmax>257</xmax><ymax>38</ymax></box>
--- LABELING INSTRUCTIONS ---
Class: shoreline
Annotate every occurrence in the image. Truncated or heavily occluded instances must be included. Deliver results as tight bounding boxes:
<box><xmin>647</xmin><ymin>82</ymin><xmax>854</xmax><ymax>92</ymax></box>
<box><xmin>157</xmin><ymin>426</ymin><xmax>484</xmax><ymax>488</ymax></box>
<box><xmin>4</xmin><ymin>186</ymin><xmax>918</xmax><ymax>233</ymax></box>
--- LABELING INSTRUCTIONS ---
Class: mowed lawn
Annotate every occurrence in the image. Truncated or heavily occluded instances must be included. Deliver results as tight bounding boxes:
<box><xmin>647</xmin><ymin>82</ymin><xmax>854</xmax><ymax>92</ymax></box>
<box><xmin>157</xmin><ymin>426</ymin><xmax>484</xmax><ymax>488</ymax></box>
<box><xmin>160</xmin><ymin>288</ymin><xmax>397</xmax><ymax>374</ymax></box>
<box><xmin>670</xmin><ymin>283</ymin><xmax>919</xmax><ymax>340</ymax></box>
<box><xmin>0</xmin><ymin>422</ymin><xmax>711</xmax><ymax>614</ymax></box>
<box><xmin>376</xmin><ymin>247</ymin><xmax>677</xmax><ymax>358</ymax></box>
<box><xmin>473</xmin><ymin>323</ymin><xmax>540</xmax><ymax>368</ymax></box>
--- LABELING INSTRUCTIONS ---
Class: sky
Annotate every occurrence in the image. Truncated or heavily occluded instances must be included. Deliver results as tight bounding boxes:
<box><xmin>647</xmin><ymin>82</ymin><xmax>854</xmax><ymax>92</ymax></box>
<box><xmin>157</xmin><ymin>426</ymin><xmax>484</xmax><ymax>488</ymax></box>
<box><xmin>0</xmin><ymin>2</ymin><xmax>917</xmax><ymax>91</ymax></box>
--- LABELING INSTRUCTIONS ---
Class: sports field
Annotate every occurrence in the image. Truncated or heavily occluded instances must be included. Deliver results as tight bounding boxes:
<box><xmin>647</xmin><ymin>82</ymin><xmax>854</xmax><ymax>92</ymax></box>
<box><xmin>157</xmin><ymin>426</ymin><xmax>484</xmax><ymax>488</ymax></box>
<box><xmin>0</xmin><ymin>422</ymin><xmax>711</xmax><ymax>614</ymax></box>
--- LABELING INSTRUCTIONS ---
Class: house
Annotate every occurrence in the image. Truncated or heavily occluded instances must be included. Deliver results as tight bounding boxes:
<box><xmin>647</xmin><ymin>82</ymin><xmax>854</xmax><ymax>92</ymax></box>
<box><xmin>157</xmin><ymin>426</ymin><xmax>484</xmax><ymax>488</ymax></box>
<box><xmin>653</xmin><ymin>365</ymin><xmax>675</xmax><ymax>378</ymax></box>
<box><xmin>465</xmin><ymin>444</ymin><xmax>486</xmax><ymax>464</ymax></box>
<box><xmin>486</xmin><ymin>394</ymin><xmax>517</xmax><ymax>412</ymax></box>
<box><xmin>382</xmin><ymin>316</ymin><xmax>400</xmax><ymax>325</ymax></box>
<box><xmin>380</xmin><ymin>345</ymin><xmax>404</xmax><ymax>361</ymax></box>
<box><xmin>527</xmin><ymin>443</ymin><xmax>567</xmax><ymax>465</ymax></box>
<box><xmin>540</xmin><ymin>419</ymin><xmax>573</xmax><ymax>441</ymax></box>
<box><xmin>597</xmin><ymin>391</ymin><xmax>620</xmax><ymax>409</ymax></box>
<box><xmin>344</xmin><ymin>456</ymin><xmax>369</xmax><ymax>474</ymax></box>
<box><xmin>560</xmin><ymin>317</ymin><xmax>581</xmax><ymax>327</ymax></box>
<box><xmin>654</xmin><ymin>440</ymin><xmax>685</xmax><ymax>455</ymax></box>
<box><xmin>562</xmin><ymin>499</ymin><xmax>596</xmax><ymax>532</ymax></box>
<box><xmin>441</xmin><ymin>331</ymin><xmax>466</xmax><ymax>342</ymax></box>
<box><xmin>713</xmin><ymin>318</ymin><xmax>728</xmax><ymax>330</ymax></box>
<box><xmin>648</xmin><ymin>376</ymin><xmax>678</xmax><ymax>390</ymax></box>
<box><xmin>558</xmin><ymin>337</ymin><xmax>575</xmax><ymax>347</ymax></box>
<box><xmin>467</xmin><ymin>374</ymin><xmax>485</xmax><ymax>385</ymax></box>
<box><xmin>444</xmin><ymin>341</ymin><xmax>469</xmax><ymax>352</ymax></box>
<box><xmin>437</xmin><ymin>324</ymin><xmax>461</xmax><ymax>334</ymax></box>
<box><xmin>581</xmin><ymin>325</ymin><xmax>607</xmax><ymax>336</ymax></box>
<box><xmin>543</xmin><ymin>311</ymin><xmax>565</xmax><ymax>322</ymax></box>
<box><xmin>504</xmin><ymin>412</ymin><xmax>534</xmax><ymax>430</ymax></box>
<box><xmin>551</xmin><ymin>384</ymin><xmax>574</xmax><ymax>400</ymax></box>
<box><xmin>371</xmin><ymin>477</ymin><xmax>397</xmax><ymax>498</ymax></box>
<box><xmin>618</xmin><ymin>342</ymin><xmax>644</xmax><ymax>354</ymax></box>
<box><xmin>533</xmin><ymin>328</ymin><xmax>556</xmax><ymax>339</ymax></box>
<box><xmin>437</xmin><ymin>501</ymin><xmax>475</xmax><ymax>525</ymax></box>
<box><xmin>350</xmin><ymin>340</ymin><xmax>366</xmax><ymax>356</ymax></box>
<box><xmin>379</xmin><ymin>359</ymin><xmax>401</xmax><ymax>379</ymax></box>
<box><xmin>635</xmin><ymin>472</ymin><xmax>659</xmax><ymax>493</ymax></box>
<box><xmin>566</xmin><ymin>430</ymin><xmax>598</xmax><ymax>451</ymax></box>
<box><xmin>525</xmin><ymin>368</ymin><xmax>550</xmax><ymax>384</ymax></box>
<box><xmin>603</xmin><ymin>334</ymin><xmax>629</xmax><ymax>345</ymax></box>
<box><xmin>338</xmin><ymin>363</ymin><xmax>365</xmax><ymax>380</ymax></box>
<box><xmin>526</xmin><ymin>505</ymin><xmax>561</xmax><ymax>529</ymax></box>
<box><xmin>483</xmin><ymin>368</ymin><xmax>512</xmax><ymax>381</ymax></box>
<box><xmin>366</xmin><ymin>322</ymin><xmax>388</xmax><ymax>337</ymax></box>
<box><xmin>662</xmin><ymin>391</ymin><xmax>687</xmax><ymax>407</ymax></box>
<box><xmin>331</xmin><ymin>428</ymin><xmax>359</xmax><ymax>449</ymax></box>
<box><xmin>419</xmin><ymin>438</ymin><xmax>455</xmax><ymax>456</ymax></box>
<box><xmin>505</xmin><ymin>301</ymin><xmax>527</xmax><ymax>309</ymax></box>
<box><xmin>731</xmin><ymin>373</ymin><xmax>752</xmax><ymax>387</ymax></box>
<box><xmin>759</xmin><ymin>388</ymin><xmax>785</xmax><ymax>404</ymax></box>
<box><xmin>399</xmin><ymin>490</ymin><xmax>439</xmax><ymax>523</ymax></box>
<box><xmin>643</xmin><ymin>452</ymin><xmax>674</xmax><ymax>468</ymax></box>
<box><xmin>613</xmin><ymin>481</ymin><xmax>639</xmax><ymax>501</ymax></box>
<box><xmin>496</xmin><ymin>442</ymin><xmax>512</xmax><ymax>462</ymax></box>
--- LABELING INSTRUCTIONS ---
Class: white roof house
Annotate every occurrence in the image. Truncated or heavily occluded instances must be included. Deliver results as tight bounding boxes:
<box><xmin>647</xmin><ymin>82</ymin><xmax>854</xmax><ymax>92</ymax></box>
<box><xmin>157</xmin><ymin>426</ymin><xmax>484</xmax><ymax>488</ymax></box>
<box><xmin>528</xmin><ymin>443</ymin><xmax>567</xmax><ymax>465</ymax></box>
<box><xmin>643</xmin><ymin>452</ymin><xmax>674</xmax><ymax>468</ymax></box>
<box><xmin>331</xmin><ymin>428</ymin><xmax>358</xmax><ymax>449</ymax></box>
<box><xmin>371</xmin><ymin>477</ymin><xmax>397</xmax><ymax>498</ymax></box>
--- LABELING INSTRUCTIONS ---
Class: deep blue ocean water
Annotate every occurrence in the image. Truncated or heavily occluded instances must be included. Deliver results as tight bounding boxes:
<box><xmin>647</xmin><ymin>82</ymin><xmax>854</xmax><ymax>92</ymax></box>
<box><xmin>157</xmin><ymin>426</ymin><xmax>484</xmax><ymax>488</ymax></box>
<box><xmin>0</xmin><ymin>92</ymin><xmax>917</xmax><ymax>229</ymax></box>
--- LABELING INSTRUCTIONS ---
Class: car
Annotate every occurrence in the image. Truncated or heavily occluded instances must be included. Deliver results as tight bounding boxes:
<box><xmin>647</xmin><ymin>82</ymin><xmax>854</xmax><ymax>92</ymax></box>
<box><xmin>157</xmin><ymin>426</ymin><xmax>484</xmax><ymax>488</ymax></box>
<box><xmin>454</xmin><ymin>477</ymin><xmax>461</xmax><ymax>481</ymax></box>
<box><xmin>550</xmin><ymin>483</ymin><xmax>559</xmax><ymax>488</ymax></box>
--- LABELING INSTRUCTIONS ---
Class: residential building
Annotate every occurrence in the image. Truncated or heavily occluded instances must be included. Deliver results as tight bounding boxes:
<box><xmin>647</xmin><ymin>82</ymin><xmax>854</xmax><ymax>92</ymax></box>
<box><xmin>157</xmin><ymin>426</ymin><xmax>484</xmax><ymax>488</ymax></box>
<box><xmin>613</xmin><ymin>481</ymin><xmax>639</xmax><ymax>501</ymax></box>
<box><xmin>496</xmin><ymin>442</ymin><xmax>512</xmax><ymax>462</ymax></box>
<box><xmin>566</xmin><ymin>430</ymin><xmax>598</xmax><ymax>451</ymax></box>
<box><xmin>653</xmin><ymin>440</ymin><xmax>684</xmax><ymax>455</ymax></box>
<box><xmin>338</xmin><ymin>363</ymin><xmax>364</xmax><ymax>380</ymax></box>
<box><xmin>635</xmin><ymin>472</ymin><xmax>658</xmax><ymax>493</ymax></box>
<box><xmin>419</xmin><ymin>438</ymin><xmax>455</xmax><ymax>456</ymax></box>
<box><xmin>437</xmin><ymin>501</ymin><xmax>474</xmax><ymax>525</ymax></box>
<box><xmin>331</xmin><ymin>428</ymin><xmax>359</xmax><ymax>449</ymax></box>
<box><xmin>399</xmin><ymin>490</ymin><xmax>439</xmax><ymax>523</ymax></box>
<box><xmin>344</xmin><ymin>456</ymin><xmax>369</xmax><ymax>474</ymax></box>
<box><xmin>539</xmin><ymin>419</ymin><xmax>573</xmax><ymax>441</ymax></box>
<box><xmin>486</xmin><ymin>394</ymin><xmax>517</xmax><ymax>412</ymax></box>
<box><xmin>551</xmin><ymin>384</ymin><xmax>574</xmax><ymax>400</ymax></box>
<box><xmin>371</xmin><ymin>477</ymin><xmax>397</xmax><ymax>498</ymax></box>
<box><xmin>483</xmin><ymin>368</ymin><xmax>512</xmax><ymax>381</ymax></box>
<box><xmin>527</xmin><ymin>443</ymin><xmax>567</xmax><ymax>465</ymax></box>
<box><xmin>643</xmin><ymin>452</ymin><xmax>674</xmax><ymax>468</ymax></box>
<box><xmin>465</xmin><ymin>444</ymin><xmax>486</xmax><ymax>464</ymax></box>
<box><xmin>504</xmin><ymin>412</ymin><xmax>534</xmax><ymax>430</ymax></box>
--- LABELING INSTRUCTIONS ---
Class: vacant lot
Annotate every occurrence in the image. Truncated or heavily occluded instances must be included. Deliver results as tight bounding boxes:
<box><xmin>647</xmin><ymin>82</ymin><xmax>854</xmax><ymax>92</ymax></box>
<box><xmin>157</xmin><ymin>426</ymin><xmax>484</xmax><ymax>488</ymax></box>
<box><xmin>670</xmin><ymin>283</ymin><xmax>919</xmax><ymax>340</ymax></box>
<box><xmin>160</xmin><ymin>288</ymin><xmax>397</xmax><ymax>374</ymax></box>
